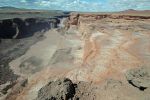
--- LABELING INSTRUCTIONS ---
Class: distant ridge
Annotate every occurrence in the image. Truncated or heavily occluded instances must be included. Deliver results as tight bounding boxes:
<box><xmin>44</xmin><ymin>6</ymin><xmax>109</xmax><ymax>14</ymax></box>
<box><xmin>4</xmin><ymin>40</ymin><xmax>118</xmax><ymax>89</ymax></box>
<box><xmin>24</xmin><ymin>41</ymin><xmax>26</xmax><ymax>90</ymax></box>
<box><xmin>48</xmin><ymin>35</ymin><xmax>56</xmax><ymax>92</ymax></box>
<box><xmin>0</xmin><ymin>6</ymin><xmax>23</xmax><ymax>10</ymax></box>
<box><xmin>0</xmin><ymin>6</ymin><xmax>69</xmax><ymax>13</ymax></box>
<box><xmin>120</xmin><ymin>9</ymin><xmax>150</xmax><ymax>13</ymax></box>
<box><xmin>0</xmin><ymin>6</ymin><xmax>18</xmax><ymax>9</ymax></box>
<box><xmin>0</xmin><ymin>6</ymin><xmax>70</xmax><ymax>19</ymax></box>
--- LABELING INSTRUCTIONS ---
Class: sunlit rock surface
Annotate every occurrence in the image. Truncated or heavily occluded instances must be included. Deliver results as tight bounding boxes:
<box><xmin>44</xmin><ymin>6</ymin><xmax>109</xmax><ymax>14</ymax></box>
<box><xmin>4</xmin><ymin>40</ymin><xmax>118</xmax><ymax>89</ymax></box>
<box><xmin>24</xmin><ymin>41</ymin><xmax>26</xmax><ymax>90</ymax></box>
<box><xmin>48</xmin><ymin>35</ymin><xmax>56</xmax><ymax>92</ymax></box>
<box><xmin>0</xmin><ymin>10</ymin><xmax>150</xmax><ymax>100</ymax></box>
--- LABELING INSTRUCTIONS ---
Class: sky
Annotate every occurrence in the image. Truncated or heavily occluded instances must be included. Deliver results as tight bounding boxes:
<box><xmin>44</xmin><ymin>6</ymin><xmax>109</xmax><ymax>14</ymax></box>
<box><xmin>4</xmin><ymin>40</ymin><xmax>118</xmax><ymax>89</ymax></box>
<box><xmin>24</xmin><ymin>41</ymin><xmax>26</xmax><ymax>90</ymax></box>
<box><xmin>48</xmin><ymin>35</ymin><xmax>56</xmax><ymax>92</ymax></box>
<box><xmin>0</xmin><ymin>0</ymin><xmax>150</xmax><ymax>12</ymax></box>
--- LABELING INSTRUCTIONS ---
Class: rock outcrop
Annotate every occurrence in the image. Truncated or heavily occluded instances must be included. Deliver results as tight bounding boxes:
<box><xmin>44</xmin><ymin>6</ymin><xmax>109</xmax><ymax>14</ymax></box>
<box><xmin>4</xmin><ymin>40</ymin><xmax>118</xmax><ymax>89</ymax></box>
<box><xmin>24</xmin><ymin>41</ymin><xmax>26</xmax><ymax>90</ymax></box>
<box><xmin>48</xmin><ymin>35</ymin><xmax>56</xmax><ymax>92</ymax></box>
<box><xmin>126</xmin><ymin>67</ymin><xmax>150</xmax><ymax>91</ymax></box>
<box><xmin>36</xmin><ymin>78</ymin><xmax>97</xmax><ymax>100</ymax></box>
<box><xmin>36</xmin><ymin>78</ymin><xmax>75</xmax><ymax>100</ymax></box>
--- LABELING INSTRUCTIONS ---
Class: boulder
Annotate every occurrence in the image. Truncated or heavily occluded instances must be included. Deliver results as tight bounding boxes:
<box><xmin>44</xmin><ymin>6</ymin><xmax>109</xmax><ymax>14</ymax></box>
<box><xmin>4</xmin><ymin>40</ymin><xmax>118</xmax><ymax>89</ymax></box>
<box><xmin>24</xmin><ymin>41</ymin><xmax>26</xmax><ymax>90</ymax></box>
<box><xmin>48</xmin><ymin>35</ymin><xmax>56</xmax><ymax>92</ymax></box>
<box><xmin>36</xmin><ymin>78</ymin><xmax>75</xmax><ymax>100</ymax></box>
<box><xmin>126</xmin><ymin>67</ymin><xmax>150</xmax><ymax>90</ymax></box>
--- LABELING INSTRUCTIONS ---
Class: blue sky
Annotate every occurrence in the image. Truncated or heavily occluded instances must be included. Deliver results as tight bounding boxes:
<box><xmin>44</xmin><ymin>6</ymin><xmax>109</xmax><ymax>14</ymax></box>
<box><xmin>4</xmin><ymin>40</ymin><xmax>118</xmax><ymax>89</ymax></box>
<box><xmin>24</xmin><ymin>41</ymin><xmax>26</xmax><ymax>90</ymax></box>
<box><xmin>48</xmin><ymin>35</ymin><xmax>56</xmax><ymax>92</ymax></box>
<box><xmin>0</xmin><ymin>0</ymin><xmax>150</xmax><ymax>12</ymax></box>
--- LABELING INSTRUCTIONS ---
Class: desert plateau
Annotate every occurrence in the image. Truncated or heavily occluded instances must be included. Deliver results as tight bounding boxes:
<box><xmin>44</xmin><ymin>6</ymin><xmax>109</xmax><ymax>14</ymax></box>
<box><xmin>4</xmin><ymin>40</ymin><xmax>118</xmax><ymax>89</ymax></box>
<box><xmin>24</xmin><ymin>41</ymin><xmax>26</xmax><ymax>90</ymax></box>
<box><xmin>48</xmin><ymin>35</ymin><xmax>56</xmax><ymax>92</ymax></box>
<box><xmin>0</xmin><ymin>5</ymin><xmax>150</xmax><ymax>100</ymax></box>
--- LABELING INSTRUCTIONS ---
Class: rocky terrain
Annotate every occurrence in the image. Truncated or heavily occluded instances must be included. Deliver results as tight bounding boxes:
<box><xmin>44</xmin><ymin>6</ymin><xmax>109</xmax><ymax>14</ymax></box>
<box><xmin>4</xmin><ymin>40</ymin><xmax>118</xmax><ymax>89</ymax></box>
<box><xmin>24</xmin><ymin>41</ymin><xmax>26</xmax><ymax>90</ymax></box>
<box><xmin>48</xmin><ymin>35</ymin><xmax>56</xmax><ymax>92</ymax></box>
<box><xmin>0</xmin><ymin>8</ymin><xmax>150</xmax><ymax>100</ymax></box>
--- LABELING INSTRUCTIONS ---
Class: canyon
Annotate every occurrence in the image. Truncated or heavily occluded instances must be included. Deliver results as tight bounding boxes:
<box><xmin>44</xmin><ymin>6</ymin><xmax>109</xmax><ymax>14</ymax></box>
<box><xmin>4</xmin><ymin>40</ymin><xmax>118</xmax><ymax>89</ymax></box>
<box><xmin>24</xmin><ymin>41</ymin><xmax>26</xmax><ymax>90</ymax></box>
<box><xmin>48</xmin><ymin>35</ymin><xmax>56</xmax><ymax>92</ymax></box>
<box><xmin>0</xmin><ymin>9</ymin><xmax>150</xmax><ymax>100</ymax></box>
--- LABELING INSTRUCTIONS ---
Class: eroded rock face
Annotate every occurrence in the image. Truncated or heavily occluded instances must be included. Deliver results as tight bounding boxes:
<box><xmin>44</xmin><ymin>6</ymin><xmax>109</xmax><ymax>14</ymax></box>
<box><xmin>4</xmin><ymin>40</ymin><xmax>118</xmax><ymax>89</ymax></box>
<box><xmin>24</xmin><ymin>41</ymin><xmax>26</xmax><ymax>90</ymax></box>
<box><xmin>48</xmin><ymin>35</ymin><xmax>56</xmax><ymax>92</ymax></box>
<box><xmin>69</xmin><ymin>13</ymin><xmax>79</xmax><ymax>25</ymax></box>
<box><xmin>126</xmin><ymin>67</ymin><xmax>150</xmax><ymax>90</ymax></box>
<box><xmin>0</xmin><ymin>18</ymin><xmax>60</xmax><ymax>39</ymax></box>
<box><xmin>36</xmin><ymin>78</ymin><xmax>75</xmax><ymax>100</ymax></box>
<box><xmin>66</xmin><ymin>13</ymin><xmax>150</xmax><ymax>30</ymax></box>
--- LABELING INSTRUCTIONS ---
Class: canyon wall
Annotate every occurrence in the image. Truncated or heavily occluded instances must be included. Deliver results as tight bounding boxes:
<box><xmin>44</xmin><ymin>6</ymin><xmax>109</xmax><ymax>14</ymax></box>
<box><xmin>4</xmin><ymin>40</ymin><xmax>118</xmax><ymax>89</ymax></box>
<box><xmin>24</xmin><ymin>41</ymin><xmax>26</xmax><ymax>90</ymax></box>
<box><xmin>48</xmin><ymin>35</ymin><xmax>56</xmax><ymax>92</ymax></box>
<box><xmin>0</xmin><ymin>18</ymin><xmax>60</xmax><ymax>39</ymax></box>
<box><xmin>0</xmin><ymin>11</ymin><xmax>150</xmax><ymax>100</ymax></box>
<box><xmin>0</xmin><ymin>16</ymin><xmax>63</xmax><ymax>86</ymax></box>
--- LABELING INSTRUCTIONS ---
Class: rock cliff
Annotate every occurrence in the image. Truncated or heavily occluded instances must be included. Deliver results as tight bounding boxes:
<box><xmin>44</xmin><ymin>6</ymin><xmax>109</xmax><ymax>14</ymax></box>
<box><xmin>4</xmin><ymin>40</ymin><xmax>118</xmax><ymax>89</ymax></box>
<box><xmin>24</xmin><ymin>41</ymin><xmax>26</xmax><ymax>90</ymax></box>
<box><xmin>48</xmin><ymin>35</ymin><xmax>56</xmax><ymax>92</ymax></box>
<box><xmin>0</xmin><ymin>18</ymin><xmax>60</xmax><ymax>39</ymax></box>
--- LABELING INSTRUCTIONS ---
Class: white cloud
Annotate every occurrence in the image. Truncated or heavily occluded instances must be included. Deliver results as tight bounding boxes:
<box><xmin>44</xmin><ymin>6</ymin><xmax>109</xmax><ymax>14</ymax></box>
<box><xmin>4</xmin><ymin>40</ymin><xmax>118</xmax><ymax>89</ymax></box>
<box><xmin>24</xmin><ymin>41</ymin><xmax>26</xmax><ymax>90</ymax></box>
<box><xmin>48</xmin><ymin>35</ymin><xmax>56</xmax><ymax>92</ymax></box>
<box><xmin>0</xmin><ymin>0</ymin><xmax>149</xmax><ymax>12</ymax></box>
<box><xmin>20</xmin><ymin>0</ymin><xmax>27</xmax><ymax>3</ymax></box>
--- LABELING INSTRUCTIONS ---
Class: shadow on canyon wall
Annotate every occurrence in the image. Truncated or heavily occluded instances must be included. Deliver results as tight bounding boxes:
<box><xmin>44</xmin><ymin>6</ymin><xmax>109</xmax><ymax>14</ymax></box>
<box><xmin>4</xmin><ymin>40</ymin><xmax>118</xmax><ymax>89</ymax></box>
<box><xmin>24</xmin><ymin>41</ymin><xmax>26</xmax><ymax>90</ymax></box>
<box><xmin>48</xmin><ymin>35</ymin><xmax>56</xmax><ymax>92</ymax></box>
<box><xmin>0</xmin><ymin>18</ymin><xmax>60</xmax><ymax>39</ymax></box>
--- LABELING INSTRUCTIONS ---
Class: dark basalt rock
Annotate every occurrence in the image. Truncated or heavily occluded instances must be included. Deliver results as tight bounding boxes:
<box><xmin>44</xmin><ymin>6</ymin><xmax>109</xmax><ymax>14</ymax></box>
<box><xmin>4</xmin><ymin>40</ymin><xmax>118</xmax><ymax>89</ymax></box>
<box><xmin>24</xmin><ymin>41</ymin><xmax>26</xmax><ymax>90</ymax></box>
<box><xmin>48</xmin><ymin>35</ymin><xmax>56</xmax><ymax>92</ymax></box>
<box><xmin>0</xmin><ymin>17</ymin><xmax>60</xmax><ymax>39</ymax></box>
<box><xmin>0</xmin><ymin>19</ymin><xmax>16</xmax><ymax>38</ymax></box>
